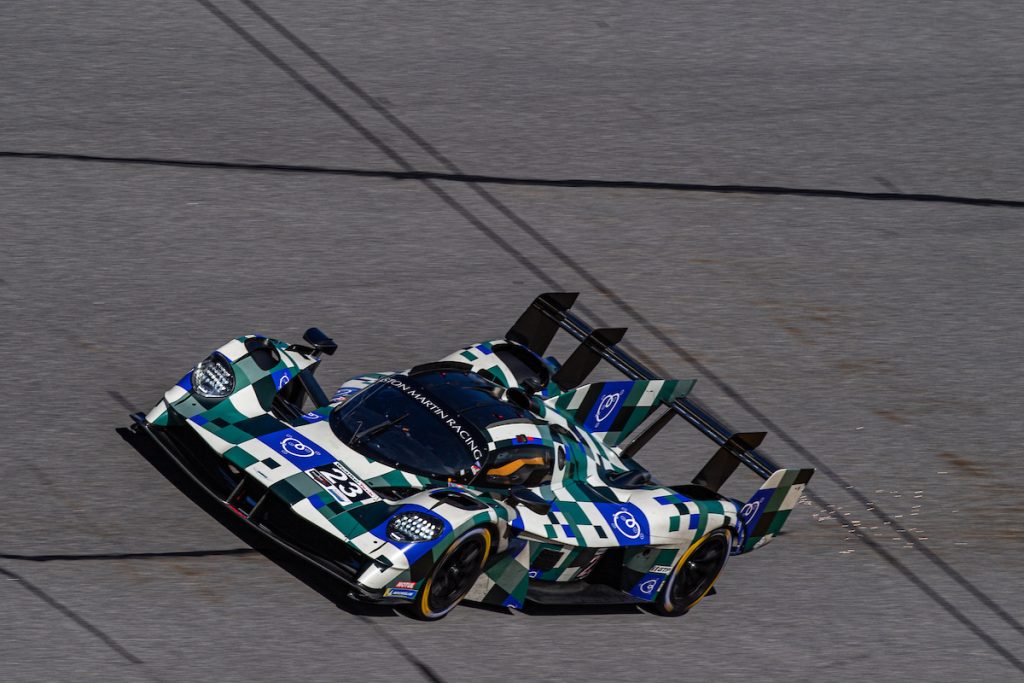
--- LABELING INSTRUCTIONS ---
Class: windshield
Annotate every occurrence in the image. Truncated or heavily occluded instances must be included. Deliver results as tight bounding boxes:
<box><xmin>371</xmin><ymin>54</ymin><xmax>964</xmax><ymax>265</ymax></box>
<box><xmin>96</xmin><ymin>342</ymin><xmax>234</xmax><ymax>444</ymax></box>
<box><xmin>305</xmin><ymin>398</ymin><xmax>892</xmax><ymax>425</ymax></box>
<box><xmin>329</xmin><ymin>374</ymin><xmax>493</xmax><ymax>480</ymax></box>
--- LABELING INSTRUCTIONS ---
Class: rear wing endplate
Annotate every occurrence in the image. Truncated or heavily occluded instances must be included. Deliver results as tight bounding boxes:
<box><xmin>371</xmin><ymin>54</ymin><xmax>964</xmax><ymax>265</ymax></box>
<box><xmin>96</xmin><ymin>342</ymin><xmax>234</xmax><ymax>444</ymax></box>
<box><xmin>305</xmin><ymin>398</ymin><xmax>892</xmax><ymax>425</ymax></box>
<box><xmin>508</xmin><ymin>293</ymin><xmax>803</xmax><ymax>485</ymax></box>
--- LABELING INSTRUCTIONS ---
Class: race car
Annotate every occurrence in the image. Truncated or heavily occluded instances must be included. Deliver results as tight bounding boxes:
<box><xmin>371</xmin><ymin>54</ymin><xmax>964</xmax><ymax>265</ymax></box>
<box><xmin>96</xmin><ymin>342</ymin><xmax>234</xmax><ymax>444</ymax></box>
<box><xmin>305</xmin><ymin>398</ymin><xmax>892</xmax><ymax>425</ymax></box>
<box><xmin>130</xmin><ymin>293</ymin><xmax>813</xmax><ymax>619</ymax></box>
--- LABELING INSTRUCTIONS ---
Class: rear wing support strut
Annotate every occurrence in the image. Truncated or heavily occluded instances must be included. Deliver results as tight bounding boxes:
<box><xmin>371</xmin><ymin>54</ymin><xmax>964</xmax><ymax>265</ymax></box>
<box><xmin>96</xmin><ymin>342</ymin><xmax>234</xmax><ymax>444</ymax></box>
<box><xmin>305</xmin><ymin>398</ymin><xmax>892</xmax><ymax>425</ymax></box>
<box><xmin>510</xmin><ymin>293</ymin><xmax>782</xmax><ymax>482</ymax></box>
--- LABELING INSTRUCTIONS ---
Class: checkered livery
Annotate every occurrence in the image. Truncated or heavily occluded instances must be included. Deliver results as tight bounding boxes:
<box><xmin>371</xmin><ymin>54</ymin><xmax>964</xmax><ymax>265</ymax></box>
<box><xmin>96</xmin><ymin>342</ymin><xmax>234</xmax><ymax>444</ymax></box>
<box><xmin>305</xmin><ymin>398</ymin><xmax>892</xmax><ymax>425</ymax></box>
<box><xmin>139</xmin><ymin>297</ymin><xmax>811</xmax><ymax>615</ymax></box>
<box><xmin>736</xmin><ymin>467</ymin><xmax>815</xmax><ymax>552</ymax></box>
<box><xmin>547</xmin><ymin>379</ymin><xmax>693</xmax><ymax>447</ymax></box>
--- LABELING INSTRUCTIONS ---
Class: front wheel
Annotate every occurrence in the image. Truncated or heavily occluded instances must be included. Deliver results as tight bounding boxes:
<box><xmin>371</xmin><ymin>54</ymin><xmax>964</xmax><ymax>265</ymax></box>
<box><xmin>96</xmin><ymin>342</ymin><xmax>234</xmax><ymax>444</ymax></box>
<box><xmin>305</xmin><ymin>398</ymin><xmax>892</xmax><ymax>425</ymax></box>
<box><xmin>405</xmin><ymin>527</ymin><xmax>491</xmax><ymax>620</ymax></box>
<box><xmin>654</xmin><ymin>528</ymin><xmax>732</xmax><ymax>616</ymax></box>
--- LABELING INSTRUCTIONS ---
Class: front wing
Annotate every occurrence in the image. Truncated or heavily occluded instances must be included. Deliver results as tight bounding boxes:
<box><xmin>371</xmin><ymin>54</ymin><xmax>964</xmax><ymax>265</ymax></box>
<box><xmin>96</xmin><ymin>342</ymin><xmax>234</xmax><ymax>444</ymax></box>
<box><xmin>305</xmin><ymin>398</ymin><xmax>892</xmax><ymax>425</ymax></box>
<box><xmin>128</xmin><ymin>413</ymin><xmax>411</xmax><ymax>604</ymax></box>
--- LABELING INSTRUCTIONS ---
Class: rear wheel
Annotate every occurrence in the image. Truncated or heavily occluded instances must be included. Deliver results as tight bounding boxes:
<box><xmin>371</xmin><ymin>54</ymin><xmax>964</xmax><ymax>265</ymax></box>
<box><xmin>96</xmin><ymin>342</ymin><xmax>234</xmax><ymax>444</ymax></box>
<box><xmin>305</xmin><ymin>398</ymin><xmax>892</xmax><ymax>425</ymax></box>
<box><xmin>406</xmin><ymin>528</ymin><xmax>491</xmax><ymax>620</ymax></box>
<box><xmin>655</xmin><ymin>528</ymin><xmax>732</xmax><ymax>616</ymax></box>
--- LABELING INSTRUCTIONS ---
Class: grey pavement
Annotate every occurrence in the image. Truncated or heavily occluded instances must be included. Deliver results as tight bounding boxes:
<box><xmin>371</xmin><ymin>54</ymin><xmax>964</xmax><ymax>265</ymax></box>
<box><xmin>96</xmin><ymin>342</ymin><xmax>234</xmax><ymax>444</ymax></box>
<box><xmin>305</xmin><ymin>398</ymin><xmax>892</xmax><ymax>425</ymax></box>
<box><xmin>2</xmin><ymin>1</ymin><xmax>1022</xmax><ymax>681</ymax></box>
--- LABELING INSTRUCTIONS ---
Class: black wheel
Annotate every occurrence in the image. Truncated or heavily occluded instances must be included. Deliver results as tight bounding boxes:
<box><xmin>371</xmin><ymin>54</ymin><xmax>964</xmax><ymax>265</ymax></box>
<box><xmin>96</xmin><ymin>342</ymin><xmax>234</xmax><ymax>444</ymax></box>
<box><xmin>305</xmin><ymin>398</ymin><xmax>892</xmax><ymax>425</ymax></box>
<box><xmin>654</xmin><ymin>528</ymin><xmax>732</xmax><ymax>616</ymax></box>
<box><xmin>406</xmin><ymin>528</ymin><xmax>491</xmax><ymax>620</ymax></box>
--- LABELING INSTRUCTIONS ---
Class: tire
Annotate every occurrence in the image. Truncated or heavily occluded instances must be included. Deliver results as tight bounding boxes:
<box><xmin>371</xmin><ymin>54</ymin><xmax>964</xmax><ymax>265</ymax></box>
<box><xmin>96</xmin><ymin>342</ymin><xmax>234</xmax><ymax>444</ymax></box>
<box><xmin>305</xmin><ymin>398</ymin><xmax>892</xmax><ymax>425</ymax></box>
<box><xmin>405</xmin><ymin>527</ymin><xmax>492</xmax><ymax>621</ymax></box>
<box><xmin>654</xmin><ymin>528</ymin><xmax>732</xmax><ymax>616</ymax></box>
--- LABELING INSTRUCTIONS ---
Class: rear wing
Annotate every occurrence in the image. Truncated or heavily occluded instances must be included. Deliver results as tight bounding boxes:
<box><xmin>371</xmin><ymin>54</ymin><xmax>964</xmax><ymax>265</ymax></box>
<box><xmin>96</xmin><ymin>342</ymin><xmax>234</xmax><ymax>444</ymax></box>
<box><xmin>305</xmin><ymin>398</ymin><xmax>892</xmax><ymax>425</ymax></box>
<box><xmin>507</xmin><ymin>292</ymin><xmax>813</xmax><ymax>488</ymax></box>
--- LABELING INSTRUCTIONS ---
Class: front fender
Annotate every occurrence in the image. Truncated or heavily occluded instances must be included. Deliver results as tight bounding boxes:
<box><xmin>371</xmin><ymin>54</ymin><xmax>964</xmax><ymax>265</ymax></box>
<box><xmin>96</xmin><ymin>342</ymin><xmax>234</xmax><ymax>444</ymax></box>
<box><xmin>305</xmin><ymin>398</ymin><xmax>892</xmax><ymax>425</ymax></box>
<box><xmin>355</xmin><ymin>488</ymin><xmax>509</xmax><ymax>593</ymax></box>
<box><xmin>144</xmin><ymin>334</ymin><xmax>320</xmax><ymax>429</ymax></box>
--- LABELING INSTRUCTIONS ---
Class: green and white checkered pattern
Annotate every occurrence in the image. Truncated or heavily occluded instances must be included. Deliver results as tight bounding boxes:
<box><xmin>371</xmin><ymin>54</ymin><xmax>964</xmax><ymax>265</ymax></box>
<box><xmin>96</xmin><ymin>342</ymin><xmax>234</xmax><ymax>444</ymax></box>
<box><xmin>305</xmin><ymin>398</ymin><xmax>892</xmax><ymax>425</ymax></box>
<box><xmin>146</xmin><ymin>331</ymin><xmax>807</xmax><ymax>610</ymax></box>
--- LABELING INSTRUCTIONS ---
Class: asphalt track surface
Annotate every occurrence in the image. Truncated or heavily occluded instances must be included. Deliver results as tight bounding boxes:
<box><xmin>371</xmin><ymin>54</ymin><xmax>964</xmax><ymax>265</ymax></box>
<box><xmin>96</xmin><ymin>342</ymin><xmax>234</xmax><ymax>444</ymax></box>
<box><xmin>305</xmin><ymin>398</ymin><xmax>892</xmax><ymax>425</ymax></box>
<box><xmin>2</xmin><ymin>2</ymin><xmax>1023</xmax><ymax>681</ymax></box>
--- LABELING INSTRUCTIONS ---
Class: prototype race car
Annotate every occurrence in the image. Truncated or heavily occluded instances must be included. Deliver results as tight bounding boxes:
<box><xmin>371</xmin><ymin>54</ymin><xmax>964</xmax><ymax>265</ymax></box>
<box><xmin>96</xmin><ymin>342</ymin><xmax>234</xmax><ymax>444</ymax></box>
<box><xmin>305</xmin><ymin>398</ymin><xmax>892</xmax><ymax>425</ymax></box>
<box><xmin>131</xmin><ymin>293</ymin><xmax>813</xmax><ymax>619</ymax></box>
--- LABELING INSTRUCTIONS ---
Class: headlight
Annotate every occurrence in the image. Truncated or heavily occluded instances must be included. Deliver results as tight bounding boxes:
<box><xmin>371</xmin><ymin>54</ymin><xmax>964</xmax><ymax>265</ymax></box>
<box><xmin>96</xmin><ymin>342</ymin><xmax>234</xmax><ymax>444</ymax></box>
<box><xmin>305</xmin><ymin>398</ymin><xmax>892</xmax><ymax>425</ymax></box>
<box><xmin>387</xmin><ymin>512</ymin><xmax>444</xmax><ymax>543</ymax></box>
<box><xmin>192</xmin><ymin>354</ymin><xmax>235</xmax><ymax>398</ymax></box>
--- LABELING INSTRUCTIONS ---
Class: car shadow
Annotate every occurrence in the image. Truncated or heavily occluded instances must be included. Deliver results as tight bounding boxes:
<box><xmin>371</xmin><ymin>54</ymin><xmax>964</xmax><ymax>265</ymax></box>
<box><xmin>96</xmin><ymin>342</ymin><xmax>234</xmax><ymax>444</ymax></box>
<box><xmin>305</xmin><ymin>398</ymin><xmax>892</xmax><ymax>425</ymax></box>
<box><xmin>117</xmin><ymin>425</ymin><xmax>650</xmax><ymax>621</ymax></box>
<box><xmin>117</xmin><ymin>426</ymin><xmax>395</xmax><ymax>618</ymax></box>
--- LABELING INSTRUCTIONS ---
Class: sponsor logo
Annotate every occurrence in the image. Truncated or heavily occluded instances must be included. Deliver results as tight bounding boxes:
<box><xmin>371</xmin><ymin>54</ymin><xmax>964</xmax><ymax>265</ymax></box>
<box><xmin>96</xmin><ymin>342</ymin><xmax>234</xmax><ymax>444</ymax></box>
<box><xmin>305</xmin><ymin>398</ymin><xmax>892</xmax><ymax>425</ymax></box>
<box><xmin>650</xmin><ymin>564</ymin><xmax>672</xmax><ymax>575</ymax></box>
<box><xmin>258</xmin><ymin>430</ymin><xmax>333</xmax><ymax>470</ymax></box>
<box><xmin>740</xmin><ymin>500</ymin><xmax>761</xmax><ymax>522</ymax></box>
<box><xmin>281</xmin><ymin>435</ymin><xmax>317</xmax><ymax>458</ymax></box>
<box><xmin>277</xmin><ymin>373</ymin><xmax>291</xmax><ymax>389</ymax></box>
<box><xmin>638</xmin><ymin>579</ymin><xmax>659</xmax><ymax>595</ymax></box>
<box><xmin>330</xmin><ymin>387</ymin><xmax>360</xmax><ymax>405</ymax></box>
<box><xmin>528</xmin><ymin>570</ymin><xmax>540</xmax><ymax>579</ymax></box>
<box><xmin>301</xmin><ymin>411</ymin><xmax>324</xmax><ymax>422</ymax></box>
<box><xmin>395</xmin><ymin>581</ymin><xmax>416</xmax><ymax>590</ymax></box>
<box><xmin>379</xmin><ymin>376</ymin><xmax>485</xmax><ymax>460</ymax></box>
<box><xmin>308</xmin><ymin>462</ymin><xmax>380</xmax><ymax>505</ymax></box>
<box><xmin>595</xmin><ymin>390</ymin><xmax>624</xmax><ymax>425</ymax></box>
<box><xmin>612</xmin><ymin>509</ymin><xmax>643</xmax><ymax>540</ymax></box>
<box><xmin>383</xmin><ymin>587</ymin><xmax>417</xmax><ymax>599</ymax></box>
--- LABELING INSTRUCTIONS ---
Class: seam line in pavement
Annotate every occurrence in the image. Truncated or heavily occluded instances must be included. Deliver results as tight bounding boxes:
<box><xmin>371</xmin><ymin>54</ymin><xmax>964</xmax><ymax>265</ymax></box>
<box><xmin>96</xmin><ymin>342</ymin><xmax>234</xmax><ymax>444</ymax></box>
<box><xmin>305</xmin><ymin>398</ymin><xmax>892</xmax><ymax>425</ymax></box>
<box><xmin>192</xmin><ymin>0</ymin><xmax>415</xmax><ymax>175</ymax></box>
<box><xmin>196</xmin><ymin>0</ymin><xmax>1022</xmax><ymax>666</ymax></box>
<box><xmin>191</xmin><ymin>0</ymin><xmax>566</xmax><ymax>296</ymax></box>
<box><xmin>108</xmin><ymin>390</ymin><xmax>137</xmax><ymax>411</ymax></box>
<box><xmin>0</xmin><ymin>563</ymin><xmax>142</xmax><ymax>664</ymax></box>
<box><xmin>4</xmin><ymin>151</ymin><xmax>1023</xmax><ymax>208</ymax></box>
<box><xmin>359</xmin><ymin>617</ymin><xmax>447</xmax><ymax>683</ymax></box>
<box><xmin>0</xmin><ymin>549</ymin><xmax>258</xmax><ymax>562</ymax></box>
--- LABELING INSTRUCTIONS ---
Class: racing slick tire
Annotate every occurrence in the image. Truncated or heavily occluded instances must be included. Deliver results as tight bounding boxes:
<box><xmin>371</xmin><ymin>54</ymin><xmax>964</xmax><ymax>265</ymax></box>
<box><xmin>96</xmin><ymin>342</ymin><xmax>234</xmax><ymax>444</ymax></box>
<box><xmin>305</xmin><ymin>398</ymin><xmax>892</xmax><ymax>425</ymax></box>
<box><xmin>405</xmin><ymin>527</ymin><xmax>492</xmax><ymax>621</ymax></box>
<box><xmin>654</xmin><ymin>528</ymin><xmax>732</xmax><ymax>616</ymax></box>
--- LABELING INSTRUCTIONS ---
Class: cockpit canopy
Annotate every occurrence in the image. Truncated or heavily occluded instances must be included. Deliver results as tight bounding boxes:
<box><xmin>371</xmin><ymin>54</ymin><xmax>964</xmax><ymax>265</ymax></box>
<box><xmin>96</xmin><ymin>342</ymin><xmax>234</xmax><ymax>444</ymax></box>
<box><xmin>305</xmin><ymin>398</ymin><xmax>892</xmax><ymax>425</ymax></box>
<box><xmin>329</xmin><ymin>368</ymin><xmax>554</xmax><ymax>486</ymax></box>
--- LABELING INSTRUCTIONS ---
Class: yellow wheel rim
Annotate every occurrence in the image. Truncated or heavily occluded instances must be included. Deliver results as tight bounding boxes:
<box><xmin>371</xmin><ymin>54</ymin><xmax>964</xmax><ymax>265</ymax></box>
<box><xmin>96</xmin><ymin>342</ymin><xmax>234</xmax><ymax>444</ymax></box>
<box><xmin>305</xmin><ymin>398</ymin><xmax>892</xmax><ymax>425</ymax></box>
<box><xmin>662</xmin><ymin>528</ymin><xmax>732</xmax><ymax>614</ymax></box>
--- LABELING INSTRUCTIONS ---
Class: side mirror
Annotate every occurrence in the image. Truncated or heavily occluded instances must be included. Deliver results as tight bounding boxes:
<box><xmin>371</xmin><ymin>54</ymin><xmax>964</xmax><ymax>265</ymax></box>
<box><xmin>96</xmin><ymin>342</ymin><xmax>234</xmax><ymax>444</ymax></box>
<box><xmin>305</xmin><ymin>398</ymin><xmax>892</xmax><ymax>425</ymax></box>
<box><xmin>506</xmin><ymin>376</ymin><xmax>544</xmax><ymax>410</ymax></box>
<box><xmin>302</xmin><ymin>327</ymin><xmax>338</xmax><ymax>356</ymax></box>
<box><xmin>521</xmin><ymin>376</ymin><xmax>544</xmax><ymax>396</ymax></box>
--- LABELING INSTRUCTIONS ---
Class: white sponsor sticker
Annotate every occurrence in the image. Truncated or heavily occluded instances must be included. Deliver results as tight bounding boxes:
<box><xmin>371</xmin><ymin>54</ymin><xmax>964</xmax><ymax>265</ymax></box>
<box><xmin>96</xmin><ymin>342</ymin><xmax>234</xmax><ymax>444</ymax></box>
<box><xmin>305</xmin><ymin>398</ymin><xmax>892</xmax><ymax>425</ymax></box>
<box><xmin>333</xmin><ymin>386</ymin><xmax>360</xmax><ymax>399</ymax></box>
<box><xmin>379</xmin><ymin>376</ymin><xmax>485</xmax><ymax>461</ymax></box>
<box><xmin>612</xmin><ymin>509</ymin><xmax>643</xmax><ymax>540</ymax></box>
<box><xmin>595</xmin><ymin>390</ymin><xmax>624</xmax><ymax>424</ymax></box>
<box><xmin>307</xmin><ymin>462</ymin><xmax>380</xmax><ymax>505</ymax></box>
<box><xmin>281</xmin><ymin>435</ymin><xmax>317</xmax><ymax>458</ymax></box>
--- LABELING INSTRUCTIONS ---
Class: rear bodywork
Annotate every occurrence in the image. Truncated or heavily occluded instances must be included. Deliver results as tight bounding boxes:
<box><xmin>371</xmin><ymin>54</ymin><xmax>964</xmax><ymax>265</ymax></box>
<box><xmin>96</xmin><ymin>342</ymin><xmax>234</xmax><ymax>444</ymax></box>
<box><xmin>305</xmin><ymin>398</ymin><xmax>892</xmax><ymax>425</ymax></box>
<box><xmin>131</xmin><ymin>293</ymin><xmax>813</xmax><ymax>611</ymax></box>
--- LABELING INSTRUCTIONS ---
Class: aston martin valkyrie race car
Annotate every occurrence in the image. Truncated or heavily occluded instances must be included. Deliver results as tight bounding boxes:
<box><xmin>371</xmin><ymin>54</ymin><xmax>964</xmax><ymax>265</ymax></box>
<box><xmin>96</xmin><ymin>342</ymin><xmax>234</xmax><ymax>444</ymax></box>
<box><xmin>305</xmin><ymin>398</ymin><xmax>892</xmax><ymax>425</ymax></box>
<box><xmin>131</xmin><ymin>293</ymin><xmax>813</xmax><ymax>619</ymax></box>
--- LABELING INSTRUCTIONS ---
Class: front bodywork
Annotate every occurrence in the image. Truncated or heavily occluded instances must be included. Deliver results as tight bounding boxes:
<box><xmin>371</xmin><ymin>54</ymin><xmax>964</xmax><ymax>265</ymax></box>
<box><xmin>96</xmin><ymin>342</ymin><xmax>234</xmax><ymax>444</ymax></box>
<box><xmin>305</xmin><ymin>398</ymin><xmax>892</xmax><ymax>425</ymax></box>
<box><xmin>132</xmin><ymin>293</ymin><xmax>813</xmax><ymax>611</ymax></box>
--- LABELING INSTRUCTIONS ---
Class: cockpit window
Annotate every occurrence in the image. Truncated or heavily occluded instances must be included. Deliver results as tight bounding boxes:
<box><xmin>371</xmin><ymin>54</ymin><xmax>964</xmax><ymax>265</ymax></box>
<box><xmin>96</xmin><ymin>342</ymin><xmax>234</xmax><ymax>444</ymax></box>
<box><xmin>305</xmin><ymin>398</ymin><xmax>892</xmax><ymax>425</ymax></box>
<box><xmin>328</xmin><ymin>370</ymin><xmax>540</xmax><ymax>483</ymax></box>
<box><xmin>479</xmin><ymin>445</ymin><xmax>554</xmax><ymax>488</ymax></box>
<box><xmin>329</xmin><ymin>380</ymin><xmax>485</xmax><ymax>480</ymax></box>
